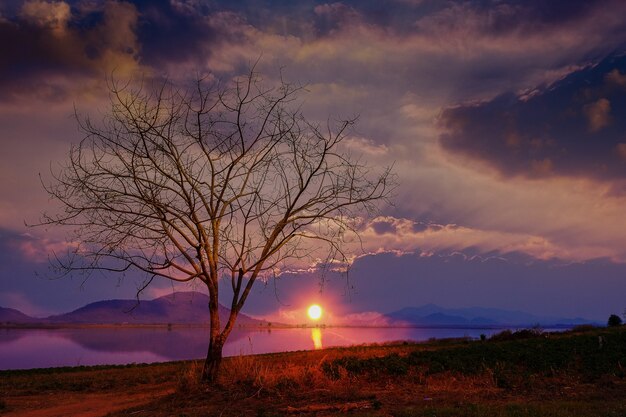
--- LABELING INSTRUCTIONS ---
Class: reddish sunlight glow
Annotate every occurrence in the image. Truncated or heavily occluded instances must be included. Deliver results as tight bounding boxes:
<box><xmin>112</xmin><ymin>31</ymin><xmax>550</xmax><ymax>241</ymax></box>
<box><xmin>307</xmin><ymin>304</ymin><xmax>322</xmax><ymax>320</ymax></box>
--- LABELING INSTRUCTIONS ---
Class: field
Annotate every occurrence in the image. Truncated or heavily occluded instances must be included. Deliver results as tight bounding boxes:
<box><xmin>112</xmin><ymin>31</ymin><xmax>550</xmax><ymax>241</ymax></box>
<box><xmin>1</xmin><ymin>326</ymin><xmax>626</xmax><ymax>416</ymax></box>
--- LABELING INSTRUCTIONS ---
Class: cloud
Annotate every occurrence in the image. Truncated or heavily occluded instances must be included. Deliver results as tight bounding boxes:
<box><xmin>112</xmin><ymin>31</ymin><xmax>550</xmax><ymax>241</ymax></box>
<box><xmin>5</xmin><ymin>0</ymin><xmax>626</xmax><ymax>105</ymax></box>
<box><xmin>132</xmin><ymin>0</ymin><xmax>221</xmax><ymax>72</ymax></box>
<box><xmin>616</xmin><ymin>143</ymin><xmax>626</xmax><ymax>161</ymax></box>
<box><xmin>5</xmin><ymin>0</ymin><xmax>626</xmax><ymax>321</ymax></box>
<box><xmin>20</xmin><ymin>0</ymin><xmax>70</xmax><ymax>33</ymax></box>
<box><xmin>312</xmin><ymin>2</ymin><xmax>367</xmax><ymax>36</ymax></box>
<box><xmin>0</xmin><ymin>291</ymin><xmax>52</xmax><ymax>317</ymax></box>
<box><xmin>606</xmin><ymin>68</ymin><xmax>626</xmax><ymax>87</ymax></box>
<box><xmin>0</xmin><ymin>98</ymin><xmax>93</xmax><ymax>232</ymax></box>
<box><xmin>439</xmin><ymin>54</ymin><xmax>626</xmax><ymax>181</ymax></box>
<box><xmin>413</xmin><ymin>0</ymin><xmax>604</xmax><ymax>38</ymax></box>
<box><xmin>131</xmin><ymin>0</ymin><xmax>625</xmax><ymax>107</ymax></box>
<box><xmin>0</xmin><ymin>0</ymin><xmax>141</xmax><ymax>101</ymax></box>
<box><xmin>344</xmin><ymin>251</ymin><xmax>626</xmax><ymax>320</ymax></box>
<box><xmin>0</xmin><ymin>226</ymin><xmax>194</xmax><ymax>314</ymax></box>
<box><xmin>353</xmin><ymin>216</ymin><xmax>608</xmax><ymax>262</ymax></box>
<box><xmin>390</xmin><ymin>142</ymin><xmax>626</xmax><ymax>265</ymax></box>
<box><xmin>233</xmin><ymin>249</ymin><xmax>626</xmax><ymax>321</ymax></box>
<box><xmin>584</xmin><ymin>97</ymin><xmax>612</xmax><ymax>132</ymax></box>
<box><xmin>342</xmin><ymin>136</ymin><xmax>389</xmax><ymax>156</ymax></box>
<box><xmin>8</xmin><ymin>232</ymin><xmax>76</xmax><ymax>264</ymax></box>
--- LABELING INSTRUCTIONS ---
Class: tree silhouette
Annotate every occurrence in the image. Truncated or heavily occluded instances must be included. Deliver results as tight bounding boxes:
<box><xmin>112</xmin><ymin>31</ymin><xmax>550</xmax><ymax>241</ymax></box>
<box><xmin>608</xmin><ymin>314</ymin><xmax>622</xmax><ymax>327</ymax></box>
<box><xmin>40</xmin><ymin>69</ymin><xmax>393</xmax><ymax>381</ymax></box>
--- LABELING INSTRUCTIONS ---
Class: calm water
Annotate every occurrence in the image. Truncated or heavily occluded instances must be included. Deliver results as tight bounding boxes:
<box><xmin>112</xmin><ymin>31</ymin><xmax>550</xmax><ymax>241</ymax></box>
<box><xmin>0</xmin><ymin>326</ymin><xmax>518</xmax><ymax>370</ymax></box>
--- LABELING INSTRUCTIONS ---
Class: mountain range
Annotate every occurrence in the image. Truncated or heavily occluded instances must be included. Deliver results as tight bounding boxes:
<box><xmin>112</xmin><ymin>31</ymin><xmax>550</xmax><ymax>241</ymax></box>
<box><xmin>0</xmin><ymin>292</ymin><xmax>598</xmax><ymax>327</ymax></box>
<box><xmin>385</xmin><ymin>304</ymin><xmax>597</xmax><ymax>327</ymax></box>
<box><xmin>0</xmin><ymin>292</ymin><xmax>265</xmax><ymax>326</ymax></box>
<box><xmin>0</xmin><ymin>306</ymin><xmax>36</xmax><ymax>323</ymax></box>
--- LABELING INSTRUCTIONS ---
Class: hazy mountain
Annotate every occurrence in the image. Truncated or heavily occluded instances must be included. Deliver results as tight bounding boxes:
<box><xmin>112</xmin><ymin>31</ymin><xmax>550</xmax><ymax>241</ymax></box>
<box><xmin>386</xmin><ymin>304</ymin><xmax>595</xmax><ymax>327</ymax></box>
<box><xmin>2</xmin><ymin>292</ymin><xmax>266</xmax><ymax>326</ymax></box>
<box><xmin>0</xmin><ymin>306</ymin><xmax>35</xmax><ymax>323</ymax></box>
<box><xmin>2</xmin><ymin>295</ymin><xmax>597</xmax><ymax>327</ymax></box>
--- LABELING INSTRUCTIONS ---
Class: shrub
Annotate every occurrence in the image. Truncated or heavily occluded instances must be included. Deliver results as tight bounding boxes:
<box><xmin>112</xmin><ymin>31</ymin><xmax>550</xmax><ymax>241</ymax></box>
<box><xmin>572</xmin><ymin>324</ymin><xmax>597</xmax><ymax>332</ymax></box>
<box><xmin>608</xmin><ymin>314</ymin><xmax>623</xmax><ymax>327</ymax></box>
<box><xmin>177</xmin><ymin>361</ymin><xmax>203</xmax><ymax>392</ymax></box>
<box><xmin>489</xmin><ymin>328</ymin><xmax>542</xmax><ymax>341</ymax></box>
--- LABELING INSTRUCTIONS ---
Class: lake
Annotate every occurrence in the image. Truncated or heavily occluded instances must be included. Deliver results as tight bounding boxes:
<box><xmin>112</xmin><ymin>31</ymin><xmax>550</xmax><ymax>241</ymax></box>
<box><xmin>0</xmin><ymin>326</ymin><xmax>525</xmax><ymax>370</ymax></box>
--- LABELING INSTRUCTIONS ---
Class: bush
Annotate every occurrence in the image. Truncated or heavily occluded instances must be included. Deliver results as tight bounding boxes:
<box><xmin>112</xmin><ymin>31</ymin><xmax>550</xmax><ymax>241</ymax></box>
<box><xmin>489</xmin><ymin>328</ymin><xmax>543</xmax><ymax>341</ymax></box>
<box><xmin>572</xmin><ymin>324</ymin><xmax>597</xmax><ymax>332</ymax></box>
<box><xmin>322</xmin><ymin>353</ymin><xmax>409</xmax><ymax>379</ymax></box>
<box><xmin>608</xmin><ymin>314</ymin><xmax>623</xmax><ymax>327</ymax></box>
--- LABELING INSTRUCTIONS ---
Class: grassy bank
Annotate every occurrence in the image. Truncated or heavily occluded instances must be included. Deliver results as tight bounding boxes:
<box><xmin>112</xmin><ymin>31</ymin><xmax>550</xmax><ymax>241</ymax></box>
<box><xmin>2</xmin><ymin>326</ymin><xmax>626</xmax><ymax>416</ymax></box>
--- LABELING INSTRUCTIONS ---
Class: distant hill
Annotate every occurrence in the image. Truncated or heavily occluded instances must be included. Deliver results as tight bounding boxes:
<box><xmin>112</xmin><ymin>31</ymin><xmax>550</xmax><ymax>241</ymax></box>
<box><xmin>386</xmin><ymin>304</ymin><xmax>596</xmax><ymax>327</ymax></box>
<box><xmin>1</xmin><ymin>292</ymin><xmax>266</xmax><ymax>326</ymax></box>
<box><xmin>0</xmin><ymin>306</ymin><xmax>36</xmax><ymax>323</ymax></box>
<box><xmin>2</xmin><ymin>295</ymin><xmax>598</xmax><ymax>327</ymax></box>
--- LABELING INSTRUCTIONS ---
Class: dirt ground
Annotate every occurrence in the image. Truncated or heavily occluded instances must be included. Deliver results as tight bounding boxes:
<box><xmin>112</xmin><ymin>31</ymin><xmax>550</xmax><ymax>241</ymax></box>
<box><xmin>3</xmin><ymin>385</ymin><xmax>174</xmax><ymax>417</ymax></box>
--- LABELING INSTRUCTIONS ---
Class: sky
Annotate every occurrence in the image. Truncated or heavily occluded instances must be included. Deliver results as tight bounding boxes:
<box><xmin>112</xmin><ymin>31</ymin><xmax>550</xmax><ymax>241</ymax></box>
<box><xmin>2</xmin><ymin>0</ymin><xmax>626</xmax><ymax>322</ymax></box>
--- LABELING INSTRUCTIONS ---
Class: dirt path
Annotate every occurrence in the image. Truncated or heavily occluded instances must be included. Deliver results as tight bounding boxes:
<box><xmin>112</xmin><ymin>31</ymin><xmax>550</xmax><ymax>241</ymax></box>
<box><xmin>3</xmin><ymin>385</ymin><xmax>174</xmax><ymax>417</ymax></box>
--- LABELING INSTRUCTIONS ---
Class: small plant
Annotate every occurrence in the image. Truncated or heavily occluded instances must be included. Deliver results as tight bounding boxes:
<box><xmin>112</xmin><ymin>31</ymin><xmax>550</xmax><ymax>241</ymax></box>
<box><xmin>177</xmin><ymin>361</ymin><xmax>203</xmax><ymax>392</ymax></box>
<box><xmin>572</xmin><ymin>324</ymin><xmax>597</xmax><ymax>332</ymax></box>
<box><xmin>608</xmin><ymin>314</ymin><xmax>623</xmax><ymax>327</ymax></box>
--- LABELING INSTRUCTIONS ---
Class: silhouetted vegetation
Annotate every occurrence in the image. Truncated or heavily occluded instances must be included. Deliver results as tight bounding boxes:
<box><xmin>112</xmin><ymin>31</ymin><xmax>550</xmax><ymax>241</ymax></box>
<box><xmin>571</xmin><ymin>324</ymin><xmax>598</xmax><ymax>332</ymax></box>
<box><xmin>487</xmin><ymin>328</ymin><xmax>543</xmax><ymax>341</ymax></box>
<box><xmin>608</xmin><ymin>314</ymin><xmax>623</xmax><ymax>327</ymax></box>
<box><xmin>322</xmin><ymin>327</ymin><xmax>626</xmax><ymax>385</ymax></box>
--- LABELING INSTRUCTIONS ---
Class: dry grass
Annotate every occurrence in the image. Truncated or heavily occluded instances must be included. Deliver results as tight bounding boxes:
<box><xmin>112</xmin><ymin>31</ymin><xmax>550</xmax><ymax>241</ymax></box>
<box><xmin>176</xmin><ymin>352</ymin><xmax>340</xmax><ymax>400</ymax></box>
<box><xmin>227</xmin><ymin>355</ymin><xmax>331</xmax><ymax>398</ymax></box>
<box><xmin>176</xmin><ymin>360</ymin><xmax>204</xmax><ymax>392</ymax></box>
<box><xmin>159</xmin><ymin>328</ymin><xmax>626</xmax><ymax>416</ymax></box>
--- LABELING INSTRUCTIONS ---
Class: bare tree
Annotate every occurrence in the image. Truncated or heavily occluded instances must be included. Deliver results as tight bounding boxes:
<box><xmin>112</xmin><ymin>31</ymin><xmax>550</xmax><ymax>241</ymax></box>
<box><xmin>41</xmin><ymin>69</ymin><xmax>393</xmax><ymax>382</ymax></box>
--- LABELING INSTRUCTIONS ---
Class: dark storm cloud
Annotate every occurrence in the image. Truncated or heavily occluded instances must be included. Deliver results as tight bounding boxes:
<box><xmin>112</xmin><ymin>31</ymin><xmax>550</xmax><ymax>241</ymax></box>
<box><xmin>236</xmin><ymin>0</ymin><xmax>622</xmax><ymax>37</ymax></box>
<box><xmin>131</xmin><ymin>0</ymin><xmax>218</xmax><ymax>68</ymax></box>
<box><xmin>132</xmin><ymin>0</ymin><xmax>381</xmax><ymax>67</ymax></box>
<box><xmin>234</xmin><ymin>250</ymin><xmax>626</xmax><ymax>321</ymax></box>
<box><xmin>440</xmin><ymin>54</ymin><xmax>626</xmax><ymax>180</ymax></box>
<box><xmin>3</xmin><ymin>0</ymin><xmax>626</xmax><ymax>102</ymax></box>
<box><xmin>415</xmin><ymin>0</ymin><xmax>611</xmax><ymax>37</ymax></box>
<box><xmin>0</xmin><ymin>0</ymin><xmax>139</xmax><ymax>101</ymax></box>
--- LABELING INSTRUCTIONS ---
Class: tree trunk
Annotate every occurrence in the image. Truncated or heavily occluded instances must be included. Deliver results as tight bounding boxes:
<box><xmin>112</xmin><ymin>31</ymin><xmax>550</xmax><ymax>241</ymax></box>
<box><xmin>201</xmin><ymin>336</ymin><xmax>224</xmax><ymax>382</ymax></box>
<box><xmin>202</xmin><ymin>289</ymin><xmax>224</xmax><ymax>383</ymax></box>
<box><xmin>201</xmin><ymin>281</ymin><xmax>240</xmax><ymax>382</ymax></box>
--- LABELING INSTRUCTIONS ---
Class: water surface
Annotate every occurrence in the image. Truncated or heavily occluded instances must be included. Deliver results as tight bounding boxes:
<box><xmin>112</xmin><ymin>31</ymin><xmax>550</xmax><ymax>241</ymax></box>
<box><xmin>0</xmin><ymin>326</ymin><xmax>521</xmax><ymax>370</ymax></box>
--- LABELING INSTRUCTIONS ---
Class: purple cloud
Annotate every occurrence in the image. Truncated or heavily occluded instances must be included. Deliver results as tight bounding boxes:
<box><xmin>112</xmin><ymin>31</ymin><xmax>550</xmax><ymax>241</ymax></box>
<box><xmin>440</xmin><ymin>54</ymin><xmax>626</xmax><ymax>181</ymax></box>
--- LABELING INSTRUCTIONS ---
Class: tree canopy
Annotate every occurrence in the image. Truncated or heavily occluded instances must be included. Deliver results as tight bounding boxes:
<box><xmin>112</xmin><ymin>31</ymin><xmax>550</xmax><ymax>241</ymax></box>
<box><xmin>41</xmin><ymin>70</ymin><xmax>394</xmax><ymax>380</ymax></box>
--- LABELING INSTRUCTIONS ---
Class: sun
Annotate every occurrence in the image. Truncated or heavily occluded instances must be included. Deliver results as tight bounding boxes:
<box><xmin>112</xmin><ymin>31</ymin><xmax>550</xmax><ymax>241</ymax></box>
<box><xmin>307</xmin><ymin>304</ymin><xmax>323</xmax><ymax>320</ymax></box>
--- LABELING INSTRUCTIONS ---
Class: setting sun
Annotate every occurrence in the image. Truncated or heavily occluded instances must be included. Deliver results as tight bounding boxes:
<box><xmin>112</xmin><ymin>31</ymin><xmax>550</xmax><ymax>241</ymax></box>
<box><xmin>307</xmin><ymin>304</ymin><xmax>323</xmax><ymax>320</ymax></box>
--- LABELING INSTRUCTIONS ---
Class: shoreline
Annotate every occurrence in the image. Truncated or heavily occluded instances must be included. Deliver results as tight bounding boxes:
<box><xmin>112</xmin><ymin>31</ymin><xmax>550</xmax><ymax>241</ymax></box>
<box><xmin>0</xmin><ymin>322</ymin><xmax>579</xmax><ymax>330</ymax></box>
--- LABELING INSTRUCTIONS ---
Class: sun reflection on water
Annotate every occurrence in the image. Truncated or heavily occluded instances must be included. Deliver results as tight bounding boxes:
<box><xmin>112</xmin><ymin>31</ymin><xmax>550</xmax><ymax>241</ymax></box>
<box><xmin>311</xmin><ymin>327</ymin><xmax>323</xmax><ymax>350</ymax></box>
